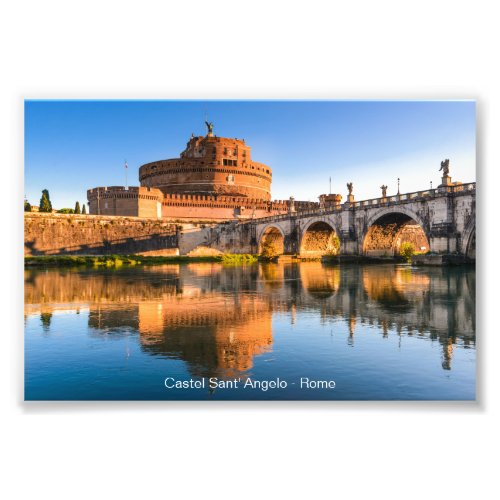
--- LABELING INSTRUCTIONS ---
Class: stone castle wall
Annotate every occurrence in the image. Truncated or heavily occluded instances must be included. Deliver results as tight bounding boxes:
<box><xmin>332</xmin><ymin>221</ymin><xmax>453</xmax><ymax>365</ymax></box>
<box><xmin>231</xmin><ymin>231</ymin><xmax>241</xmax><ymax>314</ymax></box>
<box><xmin>24</xmin><ymin>212</ymin><xmax>178</xmax><ymax>256</ymax></box>
<box><xmin>87</xmin><ymin>186</ymin><xmax>163</xmax><ymax>218</ymax></box>
<box><xmin>86</xmin><ymin>186</ymin><xmax>318</xmax><ymax>223</ymax></box>
<box><xmin>161</xmin><ymin>193</ymin><xmax>306</xmax><ymax>221</ymax></box>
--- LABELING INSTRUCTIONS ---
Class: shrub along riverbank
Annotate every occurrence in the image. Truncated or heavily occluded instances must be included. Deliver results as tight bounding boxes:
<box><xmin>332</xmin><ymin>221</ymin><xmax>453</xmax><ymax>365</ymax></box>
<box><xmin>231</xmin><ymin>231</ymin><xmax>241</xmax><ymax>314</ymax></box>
<box><xmin>24</xmin><ymin>254</ymin><xmax>258</xmax><ymax>267</ymax></box>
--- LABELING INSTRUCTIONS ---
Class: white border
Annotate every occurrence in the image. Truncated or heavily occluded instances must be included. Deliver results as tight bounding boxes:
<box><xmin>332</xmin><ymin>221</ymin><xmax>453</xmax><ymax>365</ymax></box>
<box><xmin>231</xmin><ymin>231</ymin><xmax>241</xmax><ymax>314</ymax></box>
<box><xmin>3</xmin><ymin>1</ymin><xmax>498</xmax><ymax>499</ymax></box>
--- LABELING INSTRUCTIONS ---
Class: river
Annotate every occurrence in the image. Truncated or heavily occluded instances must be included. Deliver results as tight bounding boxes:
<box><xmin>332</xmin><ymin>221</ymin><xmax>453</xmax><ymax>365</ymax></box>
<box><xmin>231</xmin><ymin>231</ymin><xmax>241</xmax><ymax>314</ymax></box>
<box><xmin>24</xmin><ymin>262</ymin><xmax>476</xmax><ymax>400</ymax></box>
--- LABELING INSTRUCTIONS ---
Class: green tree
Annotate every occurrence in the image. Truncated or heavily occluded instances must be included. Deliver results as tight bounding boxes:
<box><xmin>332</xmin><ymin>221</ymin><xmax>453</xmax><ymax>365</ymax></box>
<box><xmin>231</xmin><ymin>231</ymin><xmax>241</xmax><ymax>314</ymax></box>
<box><xmin>57</xmin><ymin>208</ymin><xmax>74</xmax><ymax>214</ymax></box>
<box><xmin>260</xmin><ymin>241</ymin><xmax>279</xmax><ymax>260</ymax></box>
<box><xmin>399</xmin><ymin>242</ymin><xmax>415</xmax><ymax>262</ymax></box>
<box><xmin>39</xmin><ymin>189</ymin><xmax>52</xmax><ymax>212</ymax></box>
<box><xmin>82</xmin><ymin>203</ymin><xmax>87</xmax><ymax>214</ymax></box>
<box><xmin>326</xmin><ymin>235</ymin><xmax>341</xmax><ymax>255</ymax></box>
<box><xmin>24</xmin><ymin>199</ymin><xmax>32</xmax><ymax>212</ymax></box>
<box><xmin>74</xmin><ymin>201</ymin><xmax>81</xmax><ymax>214</ymax></box>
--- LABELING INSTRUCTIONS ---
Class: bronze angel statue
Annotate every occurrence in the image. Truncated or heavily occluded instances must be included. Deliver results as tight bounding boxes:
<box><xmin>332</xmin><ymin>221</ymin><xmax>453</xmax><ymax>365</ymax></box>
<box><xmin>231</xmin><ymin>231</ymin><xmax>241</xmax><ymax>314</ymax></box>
<box><xmin>205</xmin><ymin>121</ymin><xmax>214</xmax><ymax>135</ymax></box>
<box><xmin>347</xmin><ymin>182</ymin><xmax>353</xmax><ymax>195</ymax></box>
<box><xmin>439</xmin><ymin>159</ymin><xmax>450</xmax><ymax>176</ymax></box>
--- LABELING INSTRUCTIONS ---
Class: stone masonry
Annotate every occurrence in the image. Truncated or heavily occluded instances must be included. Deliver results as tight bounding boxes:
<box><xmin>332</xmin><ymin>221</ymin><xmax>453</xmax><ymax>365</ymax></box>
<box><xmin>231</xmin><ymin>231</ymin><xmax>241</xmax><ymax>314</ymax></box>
<box><xmin>24</xmin><ymin>212</ymin><xmax>178</xmax><ymax>256</ymax></box>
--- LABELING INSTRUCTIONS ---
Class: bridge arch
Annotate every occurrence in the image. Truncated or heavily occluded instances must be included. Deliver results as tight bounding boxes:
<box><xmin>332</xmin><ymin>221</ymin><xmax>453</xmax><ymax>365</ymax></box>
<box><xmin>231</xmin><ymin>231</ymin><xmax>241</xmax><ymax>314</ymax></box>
<box><xmin>299</xmin><ymin>218</ymin><xmax>341</xmax><ymax>257</ymax></box>
<box><xmin>258</xmin><ymin>224</ymin><xmax>286</xmax><ymax>255</ymax></box>
<box><xmin>362</xmin><ymin>206</ymin><xmax>430</xmax><ymax>257</ymax></box>
<box><xmin>461</xmin><ymin>219</ymin><xmax>475</xmax><ymax>259</ymax></box>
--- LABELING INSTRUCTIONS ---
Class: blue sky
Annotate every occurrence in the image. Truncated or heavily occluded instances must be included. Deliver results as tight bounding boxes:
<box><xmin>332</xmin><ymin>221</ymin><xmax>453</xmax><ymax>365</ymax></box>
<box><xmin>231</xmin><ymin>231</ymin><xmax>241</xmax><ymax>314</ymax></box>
<box><xmin>24</xmin><ymin>100</ymin><xmax>476</xmax><ymax>209</ymax></box>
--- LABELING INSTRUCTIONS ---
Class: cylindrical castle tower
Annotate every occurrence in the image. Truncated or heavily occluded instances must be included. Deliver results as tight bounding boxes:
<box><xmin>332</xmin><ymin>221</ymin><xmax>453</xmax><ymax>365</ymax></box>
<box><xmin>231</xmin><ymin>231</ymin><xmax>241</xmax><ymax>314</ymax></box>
<box><xmin>139</xmin><ymin>129</ymin><xmax>272</xmax><ymax>200</ymax></box>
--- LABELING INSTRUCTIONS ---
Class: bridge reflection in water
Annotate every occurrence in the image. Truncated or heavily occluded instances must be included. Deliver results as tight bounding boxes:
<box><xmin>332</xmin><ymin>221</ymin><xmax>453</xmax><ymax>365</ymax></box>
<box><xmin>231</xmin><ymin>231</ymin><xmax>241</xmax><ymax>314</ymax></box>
<box><xmin>25</xmin><ymin>262</ymin><xmax>475</xmax><ymax>384</ymax></box>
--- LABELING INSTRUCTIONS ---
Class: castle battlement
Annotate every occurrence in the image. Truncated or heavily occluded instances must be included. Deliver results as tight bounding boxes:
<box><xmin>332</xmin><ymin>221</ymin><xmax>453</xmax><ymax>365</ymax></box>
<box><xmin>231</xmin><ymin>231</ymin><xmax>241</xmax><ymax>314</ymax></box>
<box><xmin>87</xmin><ymin>186</ymin><xmax>163</xmax><ymax>199</ymax></box>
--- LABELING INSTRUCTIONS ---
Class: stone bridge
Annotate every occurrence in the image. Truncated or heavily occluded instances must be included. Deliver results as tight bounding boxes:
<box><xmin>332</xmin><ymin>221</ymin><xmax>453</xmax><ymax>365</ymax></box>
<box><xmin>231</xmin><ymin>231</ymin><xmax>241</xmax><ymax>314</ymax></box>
<box><xmin>189</xmin><ymin>182</ymin><xmax>476</xmax><ymax>259</ymax></box>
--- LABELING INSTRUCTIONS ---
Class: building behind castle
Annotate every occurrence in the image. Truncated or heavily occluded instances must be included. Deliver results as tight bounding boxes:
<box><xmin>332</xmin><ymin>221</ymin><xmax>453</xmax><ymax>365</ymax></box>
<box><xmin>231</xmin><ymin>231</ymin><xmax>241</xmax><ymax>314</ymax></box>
<box><xmin>87</xmin><ymin>124</ymin><xmax>316</xmax><ymax>221</ymax></box>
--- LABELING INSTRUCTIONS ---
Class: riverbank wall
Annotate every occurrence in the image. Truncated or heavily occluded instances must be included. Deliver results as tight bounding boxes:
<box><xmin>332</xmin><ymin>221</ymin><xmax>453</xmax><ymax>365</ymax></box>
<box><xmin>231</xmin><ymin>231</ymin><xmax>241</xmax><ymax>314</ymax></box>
<box><xmin>411</xmin><ymin>253</ymin><xmax>474</xmax><ymax>266</ymax></box>
<box><xmin>24</xmin><ymin>213</ymin><xmax>179</xmax><ymax>256</ymax></box>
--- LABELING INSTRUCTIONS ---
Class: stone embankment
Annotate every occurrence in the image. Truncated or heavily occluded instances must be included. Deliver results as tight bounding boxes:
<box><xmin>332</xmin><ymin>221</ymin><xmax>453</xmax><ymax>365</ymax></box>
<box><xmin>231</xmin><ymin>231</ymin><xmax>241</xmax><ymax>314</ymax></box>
<box><xmin>411</xmin><ymin>254</ymin><xmax>472</xmax><ymax>266</ymax></box>
<box><xmin>24</xmin><ymin>213</ymin><xmax>179</xmax><ymax>256</ymax></box>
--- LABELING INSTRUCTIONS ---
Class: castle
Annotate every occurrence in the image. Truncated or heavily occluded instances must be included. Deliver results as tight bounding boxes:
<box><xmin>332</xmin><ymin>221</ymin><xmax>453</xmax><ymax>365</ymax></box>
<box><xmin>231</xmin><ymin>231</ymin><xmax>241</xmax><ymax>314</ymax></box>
<box><xmin>87</xmin><ymin>123</ymin><xmax>315</xmax><ymax>221</ymax></box>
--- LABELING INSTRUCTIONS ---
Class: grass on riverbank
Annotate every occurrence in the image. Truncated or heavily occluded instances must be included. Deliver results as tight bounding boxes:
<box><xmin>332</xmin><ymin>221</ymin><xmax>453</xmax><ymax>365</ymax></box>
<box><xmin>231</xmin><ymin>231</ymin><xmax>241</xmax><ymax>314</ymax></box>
<box><xmin>24</xmin><ymin>254</ymin><xmax>258</xmax><ymax>267</ymax></box>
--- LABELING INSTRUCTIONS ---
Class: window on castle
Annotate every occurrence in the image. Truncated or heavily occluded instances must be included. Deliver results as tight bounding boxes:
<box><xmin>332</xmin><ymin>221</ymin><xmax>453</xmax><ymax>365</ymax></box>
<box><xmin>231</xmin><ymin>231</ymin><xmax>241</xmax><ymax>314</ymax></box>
<box><xmin>223</xmin><ymin>148</ymin><xmax>228</xmax><ymax>155</ymax></box>
<box><xmin>223</xmin><ymin>159</ymin><xmax>237</xmax><ymax>166</ymax></box>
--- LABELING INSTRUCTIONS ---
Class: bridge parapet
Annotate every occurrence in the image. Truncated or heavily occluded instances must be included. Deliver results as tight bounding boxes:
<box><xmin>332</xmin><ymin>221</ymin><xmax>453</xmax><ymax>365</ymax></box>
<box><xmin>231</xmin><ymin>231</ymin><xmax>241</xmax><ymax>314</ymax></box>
<box><xmin>246</xmin><ymin>182</ymin><xmax>475</xmax><ymax>225</ymax></box>
<box><xmin>344</xmin><ymin>182</ymin><xmax>475</xmax><ymax>209</ymax></box>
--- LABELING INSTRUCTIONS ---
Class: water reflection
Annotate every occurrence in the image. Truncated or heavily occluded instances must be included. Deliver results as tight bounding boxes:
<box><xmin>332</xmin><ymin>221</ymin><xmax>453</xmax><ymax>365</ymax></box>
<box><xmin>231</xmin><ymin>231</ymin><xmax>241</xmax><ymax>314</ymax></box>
<box><xmin>25</xmin><ymin>262</ymin><xmax>475</xmax><ymax>378</ymax></box>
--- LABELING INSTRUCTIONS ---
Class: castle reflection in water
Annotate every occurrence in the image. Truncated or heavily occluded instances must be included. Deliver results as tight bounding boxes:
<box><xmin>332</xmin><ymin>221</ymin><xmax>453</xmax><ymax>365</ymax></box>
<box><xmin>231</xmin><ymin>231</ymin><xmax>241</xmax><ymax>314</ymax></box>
<box><xmin>25</xmin><ymin>262</ymin><xmax>475</xmax><ymax>378</ymax></box>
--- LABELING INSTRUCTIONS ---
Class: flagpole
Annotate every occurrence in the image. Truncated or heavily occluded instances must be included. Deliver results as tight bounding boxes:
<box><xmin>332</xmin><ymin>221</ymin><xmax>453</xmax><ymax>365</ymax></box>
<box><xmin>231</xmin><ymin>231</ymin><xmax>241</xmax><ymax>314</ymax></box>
<box><xmin>125</xmin><ymin>160</ymin><xmax>128</xmax><ymax>190</ymax></box>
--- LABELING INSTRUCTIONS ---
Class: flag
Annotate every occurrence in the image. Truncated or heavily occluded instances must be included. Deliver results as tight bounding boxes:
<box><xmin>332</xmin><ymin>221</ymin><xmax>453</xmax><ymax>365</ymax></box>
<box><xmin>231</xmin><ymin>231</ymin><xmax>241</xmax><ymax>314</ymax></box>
<box><xmin>125</xmin><ymin>161</ymin><xmax>128</xmax><ymax>169</ymax></box>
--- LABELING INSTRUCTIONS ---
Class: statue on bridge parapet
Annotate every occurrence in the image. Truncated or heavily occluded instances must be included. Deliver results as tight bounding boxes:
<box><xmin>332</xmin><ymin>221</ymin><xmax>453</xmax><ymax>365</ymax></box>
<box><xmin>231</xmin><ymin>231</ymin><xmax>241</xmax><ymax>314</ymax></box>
<box><xmin>346</xmin><ymin>182</ymin><xmax>354</xmax><ymax>203</ymax></box>
<box><xmin>439</xmin><ymin>159</ymin><xmax>450</xmax><ymax>176</ymax></box>
<box><xmin>439</xmin><ymin>158</ymin><xmax>452</xmax><ymax>187</ymax></box>
<box><xmin>380</xmin><ymin>185</ymin><xmax>388</xmax><ymax>198</ymax></box>
<box><xmin>319</xmin><ymin>195</ymin><xmax>325</xmax><ymax>211</ymax></box>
